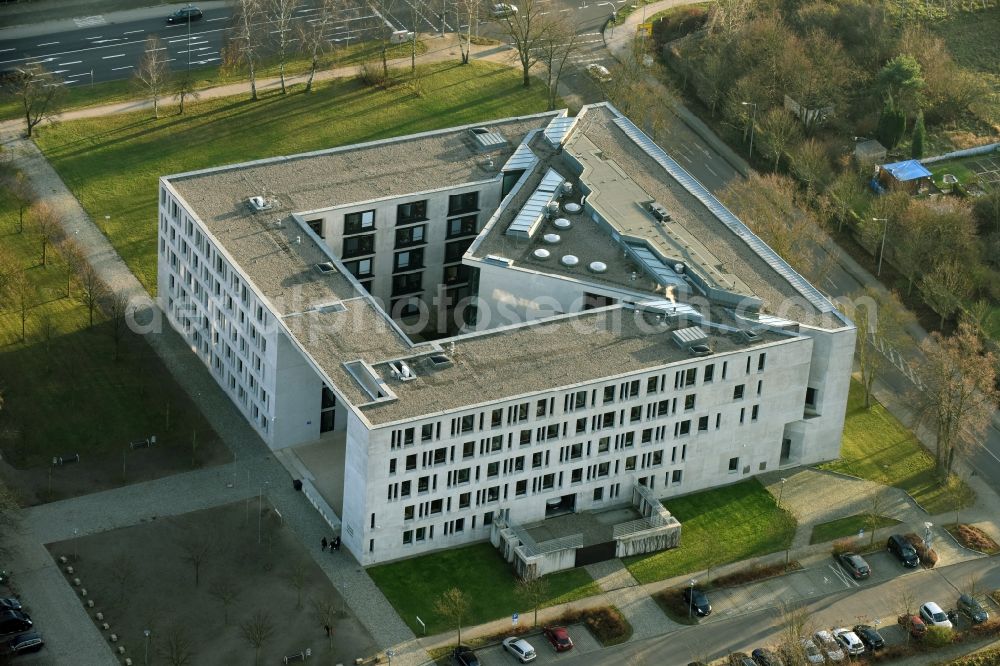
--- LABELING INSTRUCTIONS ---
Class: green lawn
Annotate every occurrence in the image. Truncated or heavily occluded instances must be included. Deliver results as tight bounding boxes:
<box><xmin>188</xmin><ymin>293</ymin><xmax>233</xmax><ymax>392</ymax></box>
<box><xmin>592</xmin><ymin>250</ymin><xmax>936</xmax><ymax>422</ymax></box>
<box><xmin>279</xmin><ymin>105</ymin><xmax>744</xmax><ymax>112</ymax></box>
<box><xmin>809</xmin><ymin>514</ymin><xmax>901</xmax><ymax>545</ymax></box>
<box><xmin>32</xmin><ymin>61</ymin><xmax>550</xmax><ymax>293</ymax></box>
<box><xmin>0</xmin><ymin>181</ymin><xmax>224</xmax><ymax>493</ymax></box>
<box><xmin>820</xmin><ymin>380</ymin><xmax>975</xmax><ymax>515</ymax></box>
<box><xmin>367</xmin><ymin>542</ymin><xmax>601</xmax><ymax>636</ymax></box>
<box><xmin>927</xmin><ymin>159</ymin><xmax>978</xmax><ymax>189</ymax></box>
<box><xmin>624</xmin><ymin>478</ymin><xmax>797</xmax><ymax>585</ymax></box>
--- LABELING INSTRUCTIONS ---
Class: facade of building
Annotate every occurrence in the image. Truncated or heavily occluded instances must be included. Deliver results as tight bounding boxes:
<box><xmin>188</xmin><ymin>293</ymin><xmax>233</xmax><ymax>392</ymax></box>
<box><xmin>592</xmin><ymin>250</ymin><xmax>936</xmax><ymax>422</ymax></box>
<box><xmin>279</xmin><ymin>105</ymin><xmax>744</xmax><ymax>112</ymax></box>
<box><xmin>157</xmin><ymin>104</ymin><xmax>855</xmax><ymax>566</ymax></box>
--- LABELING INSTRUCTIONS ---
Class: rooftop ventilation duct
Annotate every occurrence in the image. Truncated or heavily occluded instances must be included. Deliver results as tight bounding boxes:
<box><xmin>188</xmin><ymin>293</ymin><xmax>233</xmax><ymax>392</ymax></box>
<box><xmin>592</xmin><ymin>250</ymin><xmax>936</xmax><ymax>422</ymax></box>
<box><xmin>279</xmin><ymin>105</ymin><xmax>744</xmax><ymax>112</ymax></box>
<box><xmin>672</xmin><ymin>325</ymin><xmax>709</xmax><ymax>350</ymax></box>
<box><xmin>388</xmin><ymin>361</ymin><xmax>416</xmax><ymax>381</ymax></box>
<box><xmin>247</xmin><ymin>195</ymin><xmax>277</xmax><ymax>212</ymax></box>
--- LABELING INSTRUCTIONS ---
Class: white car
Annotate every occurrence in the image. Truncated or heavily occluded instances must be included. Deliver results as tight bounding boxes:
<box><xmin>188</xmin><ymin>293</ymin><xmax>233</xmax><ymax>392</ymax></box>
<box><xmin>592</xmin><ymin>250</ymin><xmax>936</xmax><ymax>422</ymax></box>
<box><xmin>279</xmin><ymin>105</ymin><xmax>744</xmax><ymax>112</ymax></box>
<box><xmin>799</xmin><ymin>638</ymin><xmax>824</xmax><ymax>665</ymax></box>
<box><xmin>502</xmin><ymin>637</ymin><xmax>536</xmax><ymax>663</ymax></box>
<box><xmin>813</xmin><ymin>630</ymin><xmax>845</xmax><ymax>662</ymax></box>
<box><xmin>586</xmin><ymin>63</ymin><xmax>611</xmax><ymax>82</ymax></box>
<box><xmin>920</xmin><ymin>601</ymin><xmax>954</xmax><ymax>629</ymax></box>
<box><xmin>491</xmin><ymin>3</ymin><xmax>518</xmax><ymax>17</ymax></box>
<box><xmin>833</xmin><ymin>627</ymin><xmax>865</xmax><ymax>656</ymax></box>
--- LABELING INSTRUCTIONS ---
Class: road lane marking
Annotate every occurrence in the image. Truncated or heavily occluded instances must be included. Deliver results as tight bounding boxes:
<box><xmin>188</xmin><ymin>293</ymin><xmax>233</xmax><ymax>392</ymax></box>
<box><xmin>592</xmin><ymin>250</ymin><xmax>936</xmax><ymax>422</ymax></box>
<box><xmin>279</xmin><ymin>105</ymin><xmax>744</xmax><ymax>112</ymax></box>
<box><xmin>58</xmin><ymin>60</ymin><xmax>82</xmax><ymax>66</ymax></box>
<box><xmin>102</xmin><ymin>53</ymin><xmax>127</xmax><ymax>59</ymax></box>
<box><xmin>66</xmin><ymin>72</ymin><xmax>90</xmax><ymax>78</ymax></box>
<box><xmin>0</xmin><ymin>48</ymin><xmax>15</xmax><ymax>53</ymax></box>
<box><xmin>122</xmin><ymin>29</ymin><xmax>145</xmax><ymax>35</ymax></box>
<box><xmin>51</xmin><ymin>69</ymin><xmax>68</xmax><ymax>74</ymax></box>
<box><xmin>207</xmin><ymin>17</ymin><xmax>227</xmax><ymax>21</ymax></box>
<box><xmin>37</xmin><ymin>41</ymin><xmax>60</xmax><ymax>47</ymax></box>
<box><xmin>111</xmin><ymin>65</ymin><xmax>134</xmax><ymax>71</ymax></box>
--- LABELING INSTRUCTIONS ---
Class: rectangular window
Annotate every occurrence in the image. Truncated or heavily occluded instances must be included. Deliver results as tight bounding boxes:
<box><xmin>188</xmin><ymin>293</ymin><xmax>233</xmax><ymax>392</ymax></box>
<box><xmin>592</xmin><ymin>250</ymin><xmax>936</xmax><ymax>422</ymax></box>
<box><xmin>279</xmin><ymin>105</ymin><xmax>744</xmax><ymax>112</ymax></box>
<box><xmin>751</xmin><ymin>405</ymin><xmax>759</xmax><ymax>421</ymax></box>
<box><xmin>306</xmin><ymin>218</ymin><xmax>324</xmax><ymax>239</ymax></box>
<box><xmin>515</xmin><ymin>480</ymin><xmax>527</xmax><ymax>496</ymax></box>
<box><xmin>403</xmin><ymin>505</ymin><xmax>414</xmax><ymax>520</ymax></box>
<box><xmin>459</xmin><ymin>492</ymin><xmax>471</xmax><ymax>508</ymax></box>
<box><xmin>443</xmin><ymin>263</ymin><xmax>472</xmax><ymax>286</ymax></box>
<box><xmin>344</xmin><ymin>210</ymin><xmax>375</xmax><ymax>235</ymax></box>
<box><xmin>734</xmin><ymin>384</ymin><xmax>745</xmax><ymax>400</ymax></box>
<box><xmin>597</xmin><ymin>462</ymin><xmax>610</xmax><ymax>477</ymax></box>
<box><xmin>532</xmin><ymin>452</ymin><xmax>544</xmax><ymax>469</ymax></box>
<box><xmin>403</xmin><ymin>530</ymin><xmax>413</xmax><ymax>545</ymax></box>
<box><xmin>448</xmin><ymin>191</ymin><xmax>479</xmax><ymax>216</ymax></box>
<box><xmin>462</xmin><ymin>441</ymin><xmax>475</xmax><ymax>458</ymax></box>
<box><xmin>400</xmin><ymin>481</ymin><xmax>411</xmax><ymax>497</ymax></box>
<box><xmin>395</xmin><ymin>224</ymin><xmax>426</xmax><ymax>248</ymax></box>
<box><xmin>487</xmin><ymin>462</ymin><xmax>500</xmax><ymax>478</ymax></box>
<box><xmin>445</xmin><ymin>238</ymin><xmax>474</xmax><ymax>263</ymax></box>
<box><xmin>487</xmin><ymin>486</ymin><xmax>500</xmax><ymax>502</ymax></box>
<box><xmin>698</xmin><ymin>416</ymin><xmax>709</xmax><ymax>431</ymax></box>
<box><xmin>603</xmin><ymin>386</ymin><xmax>615</xmax><ymax>404</ymax></box>
<box><xmin>624</xmin><ymin>456</ymin><xmax>636</xmax><ymax>471</ymax></box>
<box><xmin>685</xmin><ymin>368</ymin><xmax>696</xmax><ymax>387</ymax></box>
<box><xmin>728</xmin><ymin>457</ymin><xmax>739</xmax><ymax>472</ymax></box>
<box><xmin>418</xmin><ymin>476</ymin><xmax>429</xmax><ymax>492</ymax></box>
<box><xmin>704</xmin><ymin>364</ymin><xmax>714</xmax><ymax>383</ymax></box>
<box><xmin>342</xmin><ymin>234</ymin><xmax>374</xmax><ymax>258</ymax></box>
<box><xmin>758</xmin><ymin>353</ymin><xmax>766</xmax><ymax>371</ymax></box>
<box><xmin>415</xmin><ymin>527</ymin><xmax>426</xmax><ymax>541</ymax></box>
<box><xmin>430</xmin><ymin>499</ymin><xmax>443</xmax><ymax>515</ymax></box>
<box><xmin>593</xmin><ymin>487</ymin><xmax>604</xmax><ymax>501</ymax></box>
<box><xmin>598</xmin><ymin>437</ymin><xmax>610</xmax><ymax>453</ymax></box>
<box><xmin>678</xmin><ymin>420</ymin><xmax>691</xmax><ymax>436</ymax></box>
<box><xmin>541</xmin><ymin>473</ymin><xmax>555</xmax><ymax>489</ymax></box>
<box><xmin>447</xmin><ymin>215</ymin><xmax>478</xmax><ymax>238</ymax></box>
<box><xmin>397</xmin><ymin>200</ymin><xmax>428</xmax><ymax>224</ymax></box>
<box><xmin>405</xmin><ymin>454</ymin><xmax>417</xmax><ymax>471</ymax></box>
<box><xmin>394</xmin><ymin>248</ymin><xmax>424</xmax><ymax>271</ymax></box>
<box><xmin>805</xmin><ymin>387</ymin><xmax>817</xmax><ymax>408</ymax></box>
<box><xmin>391</xmin><ymin>272</ymin><xmax>422</xmax><ymax>296</ymax></box>
<box><xmin>576</xmin><ymin>418</ymin><xmax>587</xmax><ymax>434</ymax></box>
<box><xmin>672</xmin><ymin>469</ymin><xmax>683</xmax><ymax>484</ymax></box>
<box><xmin>684</xmin><ymin>394</ymin><xmax>696</xmax><ymax>411</ymax></box>
<box><xmin>491</xmin><ymin>409</ymin><xmax>503</xmax><ymax>428</ymax></box>
<box><xmin>647</xmin><ymin>376</ymin><xmax>658</xmax><ymax>394</ymax></box>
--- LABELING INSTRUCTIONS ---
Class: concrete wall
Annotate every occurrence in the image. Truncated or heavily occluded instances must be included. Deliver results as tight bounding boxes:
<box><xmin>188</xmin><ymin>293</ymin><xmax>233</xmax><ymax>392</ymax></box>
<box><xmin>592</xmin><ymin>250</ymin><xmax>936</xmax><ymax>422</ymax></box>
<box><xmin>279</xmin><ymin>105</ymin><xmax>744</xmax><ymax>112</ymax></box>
<box><xmin>795</xmin><ymin>324</ymin><xmax>857</xmax><ymax>465</ymax></box>
<box><xmin>341</xmin><ymin>411</ymin><xmax>372</xmax><ymax>562</ymax></box>
<box><xmin>272</xmin><ymin>330</ymin><xmax>323</xmax><ymax>449</ymax></box>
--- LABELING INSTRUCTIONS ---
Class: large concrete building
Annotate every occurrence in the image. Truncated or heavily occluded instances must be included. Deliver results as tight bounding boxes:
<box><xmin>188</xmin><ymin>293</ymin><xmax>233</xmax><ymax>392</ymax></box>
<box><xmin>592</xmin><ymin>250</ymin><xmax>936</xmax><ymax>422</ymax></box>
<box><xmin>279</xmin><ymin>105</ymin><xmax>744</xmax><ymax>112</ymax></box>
<box><xmin>157</xmin><ymin>104</ymin><xmax>855</xmax><ymax>566</ymax></box>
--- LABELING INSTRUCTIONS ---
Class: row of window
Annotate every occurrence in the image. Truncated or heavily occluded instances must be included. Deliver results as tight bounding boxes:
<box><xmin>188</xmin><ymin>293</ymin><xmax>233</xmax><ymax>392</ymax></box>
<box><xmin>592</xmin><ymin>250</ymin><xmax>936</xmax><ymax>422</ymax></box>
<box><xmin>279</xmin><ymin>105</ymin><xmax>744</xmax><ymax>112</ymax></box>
<box><xmin>311</xmin><ymin>193</ymin><xmax>480</xmax><ymax>241</ymax></box>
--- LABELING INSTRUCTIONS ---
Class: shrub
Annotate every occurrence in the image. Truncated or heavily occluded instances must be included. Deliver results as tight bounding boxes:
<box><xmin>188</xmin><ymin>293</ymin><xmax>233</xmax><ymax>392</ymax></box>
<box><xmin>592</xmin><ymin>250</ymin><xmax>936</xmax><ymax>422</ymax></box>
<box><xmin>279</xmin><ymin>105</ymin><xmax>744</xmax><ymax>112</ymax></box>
<box><xmin>651</xmin><ymin>6</ymin><xmax>709</xmax><ymax>45</ymax></box>
<box><xmin>924</xmin><ymin>625</ymin><xmax>954</xmax><ymax>648</ymax></box>
<box><xmin>904</xmin><ymin>533</ymin><xmax>938</xmax><ymax>567</ymax></box>
<box><xmin>710</xmin><ymin>561</ymin><xmax>800</xmax><ymax>588</ymax></box>
<box><xmin>582</xmin><ymin>607</ymin><xmax>631</xmax><ymax>646</ymax></box>
<box><xmin>946</xmin><ymin>524</ymin><xmax>1000</xmax><ymax>554</ymax></box>
<box><xmin>970</xmin><ymin>618</ymin><xmax>1000</xmax><ymax>638</ymax></box>
<box><xmin>831</xmin><ymin>537</ymin><xmax>858</xmax><ymax>556</ymax></box>
<box><xmin>945</xmin><ymin>645</ymin><xmax>1000</xmax><ymax>666</ymax></box>
<box><xmin>357</xmin><ymin>59</ymin><xmax>391</xmax><ymax>88</ymax></box>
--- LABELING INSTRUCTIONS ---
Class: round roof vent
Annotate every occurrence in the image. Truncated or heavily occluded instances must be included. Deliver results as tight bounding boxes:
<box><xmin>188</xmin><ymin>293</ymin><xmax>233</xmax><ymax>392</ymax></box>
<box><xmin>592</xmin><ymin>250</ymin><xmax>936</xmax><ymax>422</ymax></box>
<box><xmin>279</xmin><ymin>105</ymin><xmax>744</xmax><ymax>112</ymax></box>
<box><xmin>563</xmin><ymin>202</ymin><xmax>582</xmax><ymax>214</ymax></box>
<box><xmin>561</xmin><ymin>254</ymin><xmax>579</xmax><ymax>267</ymax></box>
<box><xmin>553</xmin><ymin>218</ymin><xmax>571</xmax><ymax>230</ymax></box>
<box><xmin>543</xmin><ymin>233</ymin><xmax>561</xmax><ymax>244</ymax></box>
<box><xmin>674</xmin><ymin>263</ymin><xmax>685</xmax><ymax>273</ymax></box>
<box><xmin>533</xmin><ymin>248</ymin><xmax>550</xmax><ymax>260</ymax></box>
<box><xmin>589</xmin><ymin>261</ymin><xmax>607</xmax><ymax>273</ymax></box>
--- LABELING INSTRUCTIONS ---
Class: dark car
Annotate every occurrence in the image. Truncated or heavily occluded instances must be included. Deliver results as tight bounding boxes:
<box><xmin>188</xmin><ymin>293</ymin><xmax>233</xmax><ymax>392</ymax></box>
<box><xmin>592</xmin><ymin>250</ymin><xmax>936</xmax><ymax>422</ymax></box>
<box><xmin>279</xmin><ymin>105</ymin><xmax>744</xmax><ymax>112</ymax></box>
<box><xmin>853</xmin><ymin>624</ymin><xmax>885</xmax><ymax>651</ymax></box>
<box><xmin>958</xmin><ymin>594</ymin><xmax>989</xmax><ymax>624</ymax></box>
<box><xmin>898</xmin><ymin>614</ymin><xmax>926</xmax><ymax>638</ymax></box>
<box><xmin>0</xmin><ymin>599</ymin><xmax>22</xmax><ymax>613</ymax></box>
<box><xmin>837</xmin><ymin>552</ymin><xmax>871</xmax><ymax>579</ymax></box>
<box><xmin>0</xmin><ymin>611</ymin><xmax>32</xmax><ymax>637</ymax></box>
<box><xmin>887</xmin><ymin>534</ymin><xmax>919</xmax><ymax>567</ymax></box>
<box><xmin>542</xmin><ymin>626</ymin><xmax>574</xmax><ymax>651</ymax></box>
<box><xmin>751</xmin><ymin>647</ymin><xmax>784</xmax><ymax>666</ymax></box>
<box><xmin>727</xmin><ymin>653</ymin><xmax>757</xmax><ymax>666</ymax></box>
<box><xmin>2</xmin><ymin>631</ymin><xmax>43</xmax><ymax>656</ymax></box>
<box><xmin>167</xmin><ymin>7</ymin><xmax>204</xmax><ymax>23</ymax></box>
<box><xmin>683</xmin><ymin>587</ymin><xmax>712</xmax><ymax>616</ymax></box>
<box><xmin>451</xmin><ymin>645</ymin><xmax>480</xmax><ymax>666</ymax></box>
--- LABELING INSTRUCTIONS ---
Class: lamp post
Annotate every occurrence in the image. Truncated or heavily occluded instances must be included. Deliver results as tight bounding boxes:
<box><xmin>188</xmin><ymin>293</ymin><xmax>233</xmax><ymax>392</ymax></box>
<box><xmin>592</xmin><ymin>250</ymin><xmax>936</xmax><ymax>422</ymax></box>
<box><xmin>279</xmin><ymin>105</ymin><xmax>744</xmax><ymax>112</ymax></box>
<box><xmin>688</xmin><ymin>579</ymin><xmax>697</xmax><ymax>619</ymax></box>
<box><xmin>777</xmin><ymin>477</ymin><xmax>787</xmax><ymax>509</ymax></box>
<box><xmin>143</xmin><ymin>629</ymin><xmax>151</xmax><ymax>666</ymax></box>
<box><xmin>386</xmin><ymin>648</ymin><xmax>395</xmax><ymax>665</ymax></box>
<box><xmin>741</xmin><ymin>101</ymin><xmax>757</xmax><ymax>160</ymax></box>
<box><xmin>873</xmin><ymin>217</ymin><xmax>889</xmax><ymax>276</ymax></box>
<box><xmin>186</xmin><ymin>3</ymin><xmax>192</xmax><ymax>74</ymax></box>
<box><xmin>257</xmin><ymin>480</ymin><xmax>271</xmax><ymax>544</ymax></box>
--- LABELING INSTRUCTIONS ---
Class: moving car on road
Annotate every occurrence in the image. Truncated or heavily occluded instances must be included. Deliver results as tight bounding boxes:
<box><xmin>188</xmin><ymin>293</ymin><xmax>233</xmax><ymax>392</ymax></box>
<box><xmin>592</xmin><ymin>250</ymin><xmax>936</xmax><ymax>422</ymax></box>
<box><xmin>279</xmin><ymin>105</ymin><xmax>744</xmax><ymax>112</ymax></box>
<box><xmin>836</xmin><ymin>552</ymin><xmax>871</xmax><ymax>579</ymax></box>
<box><xmin>585</xmin><ymin>64</ymin><xmax>612</xmax><ymax>82</ymax></box>
<box><xmin>542</xmin><ymin>626</ymin><xmax>574</xmax><ymax>651</ymax></box>
<box><xmin>502</xmin><ymin>637</ymin><xmax>536</xmax><ymax>663</ymax></box>
<box><xmin>167</xmin><ymin>7</ymin><xmax>204</xmax><ymax>23</ymax></box>
<box><xmin>920</xmin><ymin>601</ymin><xmax>954</xmax><ymax>629</ymax></box>
<box><xmin>853</xmin><ymin>624</ymin><xmax>885</xmax><ymax>651</ymax></box>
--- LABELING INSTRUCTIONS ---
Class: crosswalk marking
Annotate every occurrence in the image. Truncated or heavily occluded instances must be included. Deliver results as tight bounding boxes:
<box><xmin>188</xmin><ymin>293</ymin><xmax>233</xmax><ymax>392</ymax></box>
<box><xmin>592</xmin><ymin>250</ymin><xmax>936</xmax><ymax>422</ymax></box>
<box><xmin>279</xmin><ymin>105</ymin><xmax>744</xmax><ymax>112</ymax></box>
<box><xmin>74</xmin><ymin>15</ymin><xmax>107</xmax><ymax>28</ymax></box>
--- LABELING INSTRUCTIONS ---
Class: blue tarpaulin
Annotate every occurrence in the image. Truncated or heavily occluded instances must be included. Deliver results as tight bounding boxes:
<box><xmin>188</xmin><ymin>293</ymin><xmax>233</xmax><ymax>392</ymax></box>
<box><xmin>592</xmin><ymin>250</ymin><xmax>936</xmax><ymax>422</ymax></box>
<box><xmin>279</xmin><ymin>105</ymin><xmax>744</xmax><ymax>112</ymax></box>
<box><xmin>881</xmin><ymin>160</ymin><xmax>932</xmax><ymax>182</ymax></box>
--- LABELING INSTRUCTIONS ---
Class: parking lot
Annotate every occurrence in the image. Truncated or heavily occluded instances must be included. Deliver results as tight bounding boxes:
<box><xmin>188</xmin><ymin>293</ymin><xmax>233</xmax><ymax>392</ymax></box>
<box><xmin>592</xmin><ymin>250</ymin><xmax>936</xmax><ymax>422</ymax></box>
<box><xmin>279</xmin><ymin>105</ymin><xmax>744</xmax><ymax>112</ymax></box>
<box><xmin>470</xmin><ymin>624</ymin><xmax>603</xmax><ymax>664</ymax></box>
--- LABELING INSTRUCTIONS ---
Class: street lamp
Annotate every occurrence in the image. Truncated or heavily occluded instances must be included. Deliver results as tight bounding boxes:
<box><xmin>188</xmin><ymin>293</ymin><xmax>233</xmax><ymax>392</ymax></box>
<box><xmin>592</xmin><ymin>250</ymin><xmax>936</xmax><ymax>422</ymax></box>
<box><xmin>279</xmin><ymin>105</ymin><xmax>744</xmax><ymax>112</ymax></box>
<box><xmin>143</xmin><ymin>629</ymin><xmax>151</xmax><ymax>666</ymax></box>
<box><xmin>741</xmin><ymin>102</ymin><xmax>758</xmax><ymax>160</ymax></box>
<box><xmin>777</xmin><ymin>477</ymin><xmax>787</xmax><ymax>508</ymax></box>
<box><xmin>688</xmin><ymin>579</ymin><xmax>697</xmax><ymax>619</ymax></box>
<box><xmin>386</xmin><ymin>648</ymin><xmax>395</xmax><ymax>665</ymax></box>
<box><xmin>873</xmin><ymin>217</ymin><xmax>889</xmax><ymax>277</ymax></box>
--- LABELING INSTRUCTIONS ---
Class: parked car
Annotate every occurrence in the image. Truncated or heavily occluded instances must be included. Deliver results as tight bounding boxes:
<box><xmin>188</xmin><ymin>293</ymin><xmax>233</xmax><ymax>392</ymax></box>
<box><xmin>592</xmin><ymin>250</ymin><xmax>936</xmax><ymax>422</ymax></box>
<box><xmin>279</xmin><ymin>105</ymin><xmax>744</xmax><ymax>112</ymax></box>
<box><xmin>836</xmin><ymin>552</ymin><xmax>871</xmax><ymax>579</ymax></box>
<box><xmin>920</xmin><ymin>601</ymin><xmax>954</xmax><ymax>629</ymax></box>
<box><xmin>898</xmin><ymin>613</ymin><xmax>927</xmax><ymax>638</ymax></box>
<box><xmin>585</xmin><ymin>63</ymin><xmax>612</xmax><ymax>82</ymax></box>
<box><xmin>0</xmin><ymin>611</ymin><xmax>32</xmax><ymax>638</ymax></box>
<box><xmin>726</xmin><ymin>652</ymin><xmax>756</xmax><ymax>666</ymax></box>
<box><xmin>166</xmin><ymin>7</ymin><xmax>203</xmax><ymax>23</ymax></box>
<box><xmin>491</xmin><ymin>3</ymin><xmax>518</xmax><ymax>17</ymax></box>
<box><xmin>751</xmin><ymin>647</ymin><xmax>784</xmax><ymax>666</ymax></box>
<box><xmin>682</xmin><ymin>587</ymin><xmax>712</xmax><ymax>617</ymax></box>
<box><xmin>887</xmin><ymin>534</ymin><xmax>920</xmax><ymax>567</ymax></box>
<box><xmin>958</xmin><ymin>594</ymin><xmax>990</xmax><ymax>624</ymax></box>
<box><xmin>813</xmin><ymin>630</ymin><xmax>845</xmax><ymax>662</ymax></box>
<box><xmin>795</xmin><ymin>638</ymin><xmax>825</xmax><ymax>665</ymax></box>
<box><xmin>451</xmin><ymin>645</ymin><xmax>480</xmax><ymax>666</ymax></box>
<box><xmin>2</xmin><ymin>631</ymin><xmax>44</xmax><ymax>656</ymax></box>
<box><xmin>502</xmin><ymin>637</ymin><xmax>536</xmax><ymax>663</ymax></box>
<box><xmin>542</xmin><ymin>626</ymin><xmax>573</xmax><ymax>651</ymax></box>
<box><xmin>832</xmin><ymin>628</ymin><xmax>865</xmax><ymax>656</ymax></box>
<box><xmin>853</xmin><ymin>624</ymin><xmax>885</xmax><ymax>651</ymax></box>
<box><xmin>0</xmin><ymin>599</ymin><xmax>22</xmax><ymax>613</ymax></box>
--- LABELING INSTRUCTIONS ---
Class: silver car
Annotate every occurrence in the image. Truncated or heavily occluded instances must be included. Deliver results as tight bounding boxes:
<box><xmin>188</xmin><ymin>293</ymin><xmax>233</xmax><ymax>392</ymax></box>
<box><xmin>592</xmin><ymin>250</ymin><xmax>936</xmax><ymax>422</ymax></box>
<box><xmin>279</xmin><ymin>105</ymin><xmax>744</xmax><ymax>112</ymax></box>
<box><xmin>798</xmin><ymin>638</ymin><xmax>824</xmax><ymax>665</ymax></box>
<box><xmin>833</xmin><ymin>627</ymin><xmax>865</xmax><ymax>656</ymax></box>
<box><xmin>502</xmin><ymin>637</ymin><xmax>536</xmax><ymax>663</ymax></box>
<box><xmin>813</xmin><ymin>630</ymin><xmax>845</xmax><ymax>662</ymax></box>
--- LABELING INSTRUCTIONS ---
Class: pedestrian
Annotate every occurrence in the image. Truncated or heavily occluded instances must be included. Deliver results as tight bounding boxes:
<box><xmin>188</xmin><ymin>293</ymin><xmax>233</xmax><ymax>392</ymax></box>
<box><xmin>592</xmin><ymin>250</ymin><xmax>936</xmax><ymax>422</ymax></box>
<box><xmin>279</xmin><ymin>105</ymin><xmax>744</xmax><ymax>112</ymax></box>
<box><xmin>321</xmin><ymin>537</ymin><xmax>328</xmax><ymax>551</ymax></box>
<box><xmin>332</xmin><ymin>535</ymin><xmax>340</xmax><ymax>551</ymax></box>
<box><xmin>324</xmin><ymin>624</ymin><xmax>331</xmax><ymax>637</ymax></box>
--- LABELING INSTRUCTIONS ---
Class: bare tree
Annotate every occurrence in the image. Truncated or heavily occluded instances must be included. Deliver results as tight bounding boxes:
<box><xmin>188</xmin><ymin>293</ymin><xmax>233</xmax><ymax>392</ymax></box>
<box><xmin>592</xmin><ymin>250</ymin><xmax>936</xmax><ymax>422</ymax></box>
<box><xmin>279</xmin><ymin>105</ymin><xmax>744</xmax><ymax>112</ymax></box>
<box><xmin>228</xmin><ymin>0</ymin><xmax>266</xmax><ymax>101</ymax></box>
<box><xmin>135</xmin><ymin>35</ymin><xmax>171</xmax><ymax>118</ymax></box>
<box><xmin>370</xmin><ymin>0</ymin><xmax>399</xmax><ymax>79</ymax></box>
<box><xmin>59</xmin><ymin>238</ymin><xmax>84</xmax><ymax>298</ymax></box>
<box><xmin>758</xmin><ymin>107</ymin><xmax>801</xmax><ymax>171</ymax></box>
<box><xmin>158</xmin><ymin>625</ymin><xmax>194</xmax><ymax>666</ymax></box>
<box><xmin>241</xmin><ymin>610</ymin><xmax>275</xmax><ymax>666</ymax></box>
<box><xmin>826</xmin><ymin>170</ymin><xmax>863</xmax><ymax>233</ymax></box>
<box><xmin>299</xmin><ymin>0</ymin><xmax>340</xmax><ymax>92</ymax></box>
<box><xmin>777</xmin><ymin>603</ymin><xmax>812</xmax><ymax>664</ymax></box>
<box><xmin>497</xmin><ymin>0</ymin><xmax>552</xmax><ymax>87</ymax></box>
<box><xmin>864</xmin><ymin>490</ymin><xmax>886</xmax><ymax>547</ymax></box>
<box><xmin>269</xmin><ymin>0</ymin><xmax>300</xmax><ymax>93</ymax></box>
<box><xmin>108</xmin><ymin>552</ymin><xmax>136</xmax><ymax>605</ymax></box>
<box><xmin>75</xmin><ymin>263</ymin><xmax>108</xmax><ymax>327</ymax></box>
<box><xmin>311</xmin><ymin>596</ymin><xmax>339</xmax><ymax>652</ymax></box>
<box><xmin>173</xmin><ymin>72</ymin><xmax>201</xmax><ymax>114</ymax></box>
<box><xmin>516</xmin><ymin>575</ymin><xmax>550</xmax><ymax>627</ymax></box>
<box><xmin>30</xmin><ymin>201</ymin><xmax>60</xmax><ymax>268</ymax></box>
<box><xmin>178</xmin><ymin>531</ymin><xmax>213</xmax><ymax>587</ymax></box>
<box><xmin>0</xmin><ymin>244</ymin><xmax>18</xmax><ymax>294</ymax></box>
<box><xmin>922</xmin><ymin>258</ymin><xmax>971</xmax><ymax>328</ymax></box>
<box><xmin>913</xmin><ymin>322</ymin><xmax>998</xmax><ymax>478</ymax></box>
<box><xmin>841</xmin><ymin>287</ymin><xmax>913</xmax><ymax>409</ymax></box>
<box><xmin>455</xmin><ymin>0</ymin><xmax>480</xmax><ymax>64</ymax></box>
<box><xmin>36</xmin><ymin>310</ymin><xmax>56</xmax><ymax>372</ymax></box>
<box><xmin>7</xmin><ymin>270</ymin><xmax>35</xmax><ymax>342</ymax></box>
<box><xmin>209</xmin><ymin>577</ymin><xmax>241</xmax><ymax>625</ymax></box>
<box><xmin>105</xmin><ymin>289</ymin><xmax>131</xmax><ymax>361</ymax></box>
<box><xmin>537</xmin><ymin>16</ymin><xmax>579</xmax><ymax>111</ymax></box>
<box><xmin>1</xmin><ymin>171</ymin><xmax>34</xmax><ymax>233</ymax></box>
<box><xmin>433</xmin><ymin>587</ymin><xmax>471</xmax><ymax>645</ymax></box>
<box><xmin>284</xmin><ymin>560</ymin><xmax>308</xmax><ymax>609</ymax></box>
<box><xmin>1</xmin><ymin>63</ymin><xmax>64</xmax><ymax>137</ymax></box>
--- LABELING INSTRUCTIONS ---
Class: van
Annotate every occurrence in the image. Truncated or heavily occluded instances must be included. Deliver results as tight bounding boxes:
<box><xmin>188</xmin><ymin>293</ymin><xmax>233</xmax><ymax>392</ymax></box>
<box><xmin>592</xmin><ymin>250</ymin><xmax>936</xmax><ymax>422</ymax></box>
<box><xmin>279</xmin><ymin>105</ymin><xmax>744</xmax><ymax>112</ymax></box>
<box><xmin>390</xmin><ymin>30</ymin><xmax>414</xmax><ymax>44</ymax></box>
